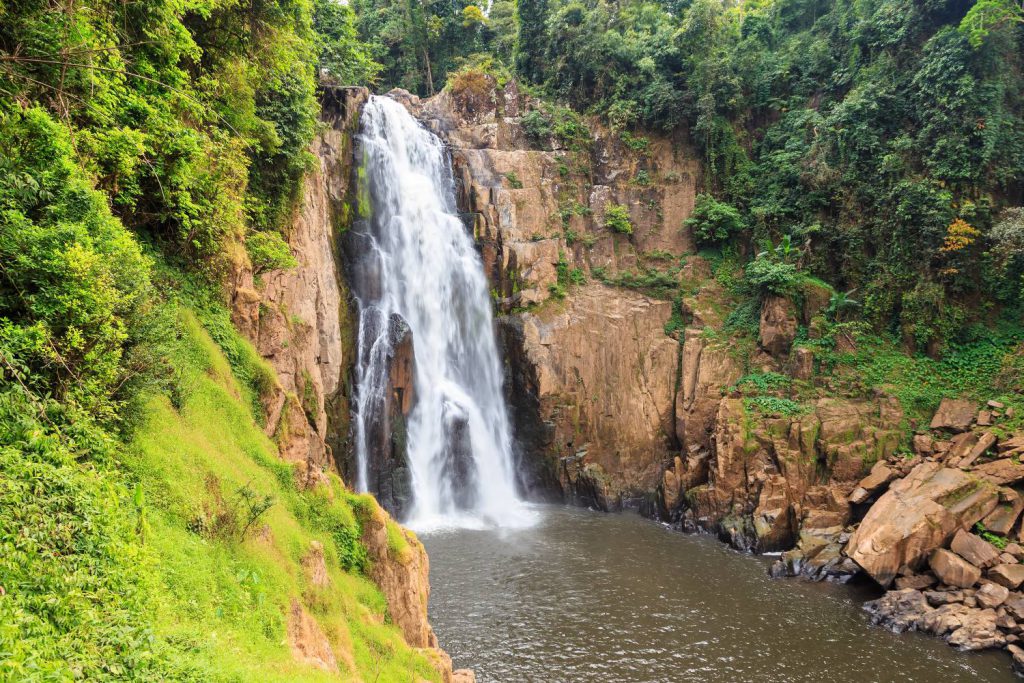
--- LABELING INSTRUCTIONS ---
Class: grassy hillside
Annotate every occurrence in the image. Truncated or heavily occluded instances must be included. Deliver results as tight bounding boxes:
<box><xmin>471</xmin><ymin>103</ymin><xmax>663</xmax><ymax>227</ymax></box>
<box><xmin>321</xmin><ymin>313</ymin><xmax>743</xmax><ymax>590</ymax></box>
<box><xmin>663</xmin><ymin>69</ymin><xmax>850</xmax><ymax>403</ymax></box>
<box><xmin>2</xmin><ymin>289</ymin><xmax>440</xmax><ymax>681</ymax></box>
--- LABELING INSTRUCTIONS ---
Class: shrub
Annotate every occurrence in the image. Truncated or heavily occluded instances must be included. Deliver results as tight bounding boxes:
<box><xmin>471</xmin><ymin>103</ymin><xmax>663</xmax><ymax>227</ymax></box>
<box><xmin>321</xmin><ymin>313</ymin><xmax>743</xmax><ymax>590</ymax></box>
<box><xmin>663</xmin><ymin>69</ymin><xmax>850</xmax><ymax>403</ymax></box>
<box><xmin>246</xmin><ymin>230</ymin><xmax>298</xmax><ymax>275</ymax></box>
<box><xmin>745</xmin><ymin>254</ymin><xmax>801</xmax><ymax>296</ymax></box>
<box><xmin>604</xmin><ymin>204</ymin><xmax>634</xmax><ymax>235</ymax></box>
<box><xmin>684</xmin><ymin>193</ymin><xmax>745</xmax><ymax>245</ymax></box>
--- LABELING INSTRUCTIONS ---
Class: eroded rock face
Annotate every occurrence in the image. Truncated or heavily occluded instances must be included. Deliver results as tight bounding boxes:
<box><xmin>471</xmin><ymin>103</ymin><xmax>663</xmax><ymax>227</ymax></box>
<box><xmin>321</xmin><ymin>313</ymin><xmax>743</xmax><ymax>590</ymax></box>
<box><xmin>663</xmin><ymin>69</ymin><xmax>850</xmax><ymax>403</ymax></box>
<box><xmin>759</xmin><ymin>296</ymin><xmax>798</xmax><ymax>357</ymax></box>
<box><xmin>400</xmin><ymin>80</ymin><xmax>698</xmax><ymax>503</ymax></box>
<box><xmin>230</xmin><ymin>86</ymin><xmax>367</xmax><ymax>487</ymax></box>
<box><xmin>845</xmin><ymin>463</ymin><xmax>999</xmax><ymax>587</ymax></box>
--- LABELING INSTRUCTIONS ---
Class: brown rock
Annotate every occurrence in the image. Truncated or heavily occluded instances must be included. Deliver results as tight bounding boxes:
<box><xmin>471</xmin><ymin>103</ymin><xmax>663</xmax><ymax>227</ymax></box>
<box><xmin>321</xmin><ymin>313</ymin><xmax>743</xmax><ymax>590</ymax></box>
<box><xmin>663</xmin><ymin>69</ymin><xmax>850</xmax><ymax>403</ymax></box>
<box><xmin>895</xmin><ymin>573</ymin><xmax>938</xmax><ymax>590</ymax></box>
<box><xmin>930</xmin><ymin>548</ymin><xmax>982</xmax><ymax>588</ymax></box>
<box><xmin>919</xmin><ymin>603</ymin><xmax>972</xmax><ymax>636</ymax></box>
<box><xmin>1002</xmin><ymin>553</ymin><xmax>1020</xmax><ymax>565</ymax></box>
<box><xmin>301</xmin><ymin>541</ymin><xmax>331</xmax><ymax>587</ymax></box>
<box><xmin>989</xmin><ymin>400</ymin><xmax>1007</xmax><ymax>410</ymax></box>
<box><xmin>848</xmin><ymin>461</ymin><xmax>896</xmax><ymax>505</ymax></box>
<box><xmin>977</xmin><ymin>410</ymin><xmax>993</xmax><ymax>427</ymax></box>
<box><xmin>453</xmin><ymin>670</ymin><xmax>476</xmax><ymax>683</ymax></box>
<box><xmin>999</xmin><ymin>436</ymin><xmax>1024</xmax><ymax>454</ymax></box>
<box><xmin>845</xmin><ymin>463</ymin><xmax>999</xmax><ymax>586</ymax></box>
<box><xmin>947</xmin><ymin>608</ymin><xmax>1005</xmax><ymax>650</ymax></box>
<box><xmin>913</xmin><ymin>434</ymin><xmax>934</xmax><ymax>456</ymax></box>
<box><xmin>791</xmin><ymin>347</ymin><xmax>814</xmax><ymax>380</ymax></box>
<box><xmin>976</xmin><ymin>582</ymin><xmax>1010</xmax><ymax>608</ymax></box>
<box><xmin>981</xmin><ymin>488</ymin><xmax>1024</xmax><ymax>536</ymax></box>
<box><xmin>974</xmin><ymin>458</ymin><xmax>1024</xmax><ymax>486</ymax></box>
<box><xmin>1008</xmin><ymin>644</ymin><xmax>1024</xmax><ymax>675</ymax></box>
<box><xmin>1006</xmin><ymin>596</ymin><xmax>1024</xmax><ymax>620</ymax></box>
<box><xmin>930</xmin><ymin>398</ymin><xmax>977</xmax><ymax>432</ymax></box>
<box><xmin>1006</xmin><ymin>543</ymin><xmax>1024</xmax><ymax>560</ymax></box>
<box><xmin>990</xmin><ymin>564</ymin><xmax>1024</xmax><ymax>589</ymax></box>
<box><xmin>946</xmin><ymin>432</ymin><xmax>979</xmax><ymax>467</ymax></box>
<box><xmin>759</xmin><ymin>295</ymin><xmax>798</xmax><ymax>357</ymax></box>
<box><xmin>950</xmin><ymin>529</ymin><xmax>1001</xmax><ymax>569</ymax></box>
<box><xmin>958</xmin><ymin>431</ymin><xmax>998</xmax><ymax>469</ymax></box>
<box><xmin>925</xmin><ymin>590</ymin><xmax>965</xmax><ymax>606</ymax></box>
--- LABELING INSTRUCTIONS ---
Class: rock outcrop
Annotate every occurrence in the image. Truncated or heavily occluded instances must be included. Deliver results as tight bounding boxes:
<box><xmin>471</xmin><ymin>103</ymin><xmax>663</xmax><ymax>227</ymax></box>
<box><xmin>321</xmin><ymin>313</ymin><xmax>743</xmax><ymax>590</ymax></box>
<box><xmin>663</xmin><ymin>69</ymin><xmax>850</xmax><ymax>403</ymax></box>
<box><xmin>230</xmin><ymin>86</ymin><xmax>367</xmax><ymax>487</ymax></box>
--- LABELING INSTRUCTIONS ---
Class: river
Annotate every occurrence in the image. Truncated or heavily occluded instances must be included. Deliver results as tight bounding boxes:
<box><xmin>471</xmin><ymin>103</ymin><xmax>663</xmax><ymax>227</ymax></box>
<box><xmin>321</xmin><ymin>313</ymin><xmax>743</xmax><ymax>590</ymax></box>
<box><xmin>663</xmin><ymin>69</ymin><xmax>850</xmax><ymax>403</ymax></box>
<box><xmin>422</xmin><ymin>505</ymin><xmax>1013</xmax><ymax>682</ymax></box>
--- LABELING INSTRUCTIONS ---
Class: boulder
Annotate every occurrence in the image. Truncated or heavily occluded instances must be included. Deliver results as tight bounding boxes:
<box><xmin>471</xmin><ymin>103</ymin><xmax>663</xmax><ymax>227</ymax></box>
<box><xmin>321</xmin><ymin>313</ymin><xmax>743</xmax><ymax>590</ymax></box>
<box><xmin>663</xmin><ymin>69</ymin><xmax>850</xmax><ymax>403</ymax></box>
<box><xmin>930</xmin><ymin>549</ymin><xmax>981</xmax><ymax>589</ymax></box>
<box><xmin>924</xmin><ymin>590</ymin><xmax>965</xmax><ymax>606</ymax></box>
<box><xmin>975</xmin><ymin>582</ymin><xmax>1010</xmax><ymax>608</ymax></box>
<box><xmin>980</xmin><ymin>488</ymin><xmax>1024</xmax><ymax>536</ymax></box>
<box><xmin>1005</xmin><ymin>595</ymin><xmax>1024</xmax><ymax>620</ymax></box>
<box><xmin>946</xmin><ymin>608</ymin><xmax>1005</xmax><ymax>650</ymax></box>
<box><xmin>895</xmin><ymin>573</ymin><xmax>937</xmax><ymax>590</ymax></box>
<box><xmin>930</xmin><ymin>398</ymin><xmax>977</xmax><ymax>432</ymax></box>
<box><xmin>989</xmin><ymin>564</ymin><xmax>1024</xmax><ymax>589</ymax></box>
<box><xmin>919</xmin><ymin>603</ymin><xmax>973</xmax><ymax>636</ymax></box>
<box><xmin>958</xmin><ymin>431</ymin><xmax>997</xmax><ymax>469</ymax></box>
<box><xmin>848</xmin><ymin>461</ymin><xmax>896</xmax><ymax>505</ymax></box>
<box><xmin>759</xmin><ymin>295</ymin><xmax>798</xmax><ymax>357</ymax></box>
<box><xmin>912</xmin><ymin>434</ymin><xmax>934</xmax><ymax>456</ymax></box>
<box><xmin>845</xmin><ymin>463</ymin><xmax>999</xmax><ymax>586</ymax></box>
<box><xmin>950</xmin><ymin>529</ymin><xmax>1001</xmax><ymax>569</ymax></box>
<box><xmin>973</xmin><ymin>458</ymin><xmax>1024</xmax><ymax>486</ymax></box>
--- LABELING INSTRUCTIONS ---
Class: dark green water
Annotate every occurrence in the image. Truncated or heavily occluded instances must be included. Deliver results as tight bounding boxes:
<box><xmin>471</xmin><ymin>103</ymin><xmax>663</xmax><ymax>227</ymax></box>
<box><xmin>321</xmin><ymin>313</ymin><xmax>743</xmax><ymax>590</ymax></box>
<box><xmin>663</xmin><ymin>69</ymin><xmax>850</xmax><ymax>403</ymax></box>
<box><xmin>421</xmin><ymin>505</ymin><xmax>1013</xmax><ymax>682</ymax></box>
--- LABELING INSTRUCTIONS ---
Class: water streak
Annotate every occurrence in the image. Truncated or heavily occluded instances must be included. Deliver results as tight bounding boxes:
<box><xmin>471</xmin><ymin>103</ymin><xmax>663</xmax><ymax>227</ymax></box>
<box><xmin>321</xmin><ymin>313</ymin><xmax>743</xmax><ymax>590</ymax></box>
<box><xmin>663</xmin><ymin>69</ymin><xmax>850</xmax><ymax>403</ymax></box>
<box><xmin>350</xmin><ymin>95</ymin><xmax>534</xmax><ymax>531</ymax></box>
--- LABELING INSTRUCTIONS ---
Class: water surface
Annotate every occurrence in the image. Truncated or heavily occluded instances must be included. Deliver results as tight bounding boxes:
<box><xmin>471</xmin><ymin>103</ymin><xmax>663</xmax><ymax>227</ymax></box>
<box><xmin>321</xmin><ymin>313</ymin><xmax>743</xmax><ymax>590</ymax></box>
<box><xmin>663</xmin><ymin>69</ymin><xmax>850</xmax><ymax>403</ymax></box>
<box><xmin>422</xmin><ymin>505</ymin><xmax>1013</xmax><ymax>682</ymax></box>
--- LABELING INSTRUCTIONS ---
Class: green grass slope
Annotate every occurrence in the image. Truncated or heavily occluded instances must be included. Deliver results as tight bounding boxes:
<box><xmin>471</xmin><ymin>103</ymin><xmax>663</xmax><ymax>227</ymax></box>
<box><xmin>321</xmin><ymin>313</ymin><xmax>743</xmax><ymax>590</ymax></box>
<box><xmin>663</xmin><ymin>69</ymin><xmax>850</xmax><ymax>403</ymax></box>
<box><xmin>1</xmin><ymin>299</ymin><xmax>439</xmax><ymax>682</ymax></box>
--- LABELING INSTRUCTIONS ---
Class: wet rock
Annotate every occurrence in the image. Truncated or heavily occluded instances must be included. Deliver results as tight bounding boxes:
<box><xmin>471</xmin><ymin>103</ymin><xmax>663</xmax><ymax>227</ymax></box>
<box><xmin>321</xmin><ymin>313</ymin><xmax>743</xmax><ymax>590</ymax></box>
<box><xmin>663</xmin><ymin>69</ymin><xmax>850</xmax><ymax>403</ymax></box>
<box><xmin>863</xmin><ymin>588</ymin><xmax>931</xmax><ymax>633</ymax></box>
<box><xmin>845</xmin><ymin>462</ymin><xmax>999</xmax><ymax>586</ymax></box>
<box><xmin>976</xmin><ymin>582</ymin><xmax>1010</xmax><ymax>608</ymax></box>
<box><xmin>989</xmin><ymin>564</ymin><xmax>1024</xmax><ymax>589</ymax></box>
<box><xmin>947</xmin><ymin>608</ymin><xmax>1005</xmax><ymax>650</ymax></box>
<box><xmin>930</xmin><ymin>398</ymin><xmax>977</xmax><ymax>432</ymax></box>
<box><xmin>930</xmin><ymin>548</ymin><xmax>981</xmax><ymax>589</ymax></box>
<box><xmin>1006</xmin><ymin>644</ymin><xmax>1024</xmax><ymax>675</ymax></box>
<box><xmin>950</xmin><ymin>529</ymin><xmax>1001</xmax><ymax>569</ymax></box>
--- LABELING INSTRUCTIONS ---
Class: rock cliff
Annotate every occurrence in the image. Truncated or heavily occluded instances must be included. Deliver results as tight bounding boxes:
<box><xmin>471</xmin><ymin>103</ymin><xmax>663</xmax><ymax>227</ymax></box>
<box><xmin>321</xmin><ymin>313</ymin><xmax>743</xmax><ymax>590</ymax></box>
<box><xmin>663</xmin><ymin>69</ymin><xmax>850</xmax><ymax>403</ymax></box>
<box><xmin>229</xmin><ymin>86</ymin><xmax>467</xmax><ymax>680</ymax></box>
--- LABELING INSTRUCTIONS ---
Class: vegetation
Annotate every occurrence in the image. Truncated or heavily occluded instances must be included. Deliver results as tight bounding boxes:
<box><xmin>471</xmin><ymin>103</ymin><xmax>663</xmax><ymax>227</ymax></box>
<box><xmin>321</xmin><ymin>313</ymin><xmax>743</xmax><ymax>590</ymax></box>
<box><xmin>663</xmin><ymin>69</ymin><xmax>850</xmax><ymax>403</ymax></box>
<box><xmin>603</xmin><ymin>204</ymin><xmax>634</xmax><ymax>235</ymax></box>
<box><xmin>0</xmin><ymin>1</ymin><xmax>438</xmax><ymax>679</ymax></box>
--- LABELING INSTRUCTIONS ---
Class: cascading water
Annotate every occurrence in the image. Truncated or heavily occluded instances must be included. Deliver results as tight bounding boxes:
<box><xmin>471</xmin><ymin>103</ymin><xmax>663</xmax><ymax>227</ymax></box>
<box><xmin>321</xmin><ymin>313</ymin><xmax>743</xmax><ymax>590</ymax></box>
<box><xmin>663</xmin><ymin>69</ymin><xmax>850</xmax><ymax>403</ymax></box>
<box><xmin>349</xmin><ymin>95</ymin><xmax>534</xmax><ymax>531</ymax></box>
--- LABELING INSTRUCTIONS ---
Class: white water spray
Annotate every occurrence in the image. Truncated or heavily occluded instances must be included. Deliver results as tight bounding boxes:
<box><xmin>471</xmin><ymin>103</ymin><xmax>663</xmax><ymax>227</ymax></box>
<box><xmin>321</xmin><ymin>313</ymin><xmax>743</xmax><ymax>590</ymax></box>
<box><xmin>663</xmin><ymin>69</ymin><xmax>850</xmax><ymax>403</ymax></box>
<box><xmin>350</xmin><ymin>95</ymin><xmax>534</xmax><ymax>531</ymax></box>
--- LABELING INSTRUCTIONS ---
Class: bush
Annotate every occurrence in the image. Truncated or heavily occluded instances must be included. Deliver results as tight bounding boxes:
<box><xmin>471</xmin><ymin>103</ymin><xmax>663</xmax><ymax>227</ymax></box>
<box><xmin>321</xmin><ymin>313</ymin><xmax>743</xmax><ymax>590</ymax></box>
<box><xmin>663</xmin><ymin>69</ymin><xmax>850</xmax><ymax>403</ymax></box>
<box><xmin>604</xmin><ymin>204</ymin><xmax>634</xmax><ymax>235</ymax></box>
<box><xmin>246</xmin><ymin>230</ymin><xmax>298</xmax><ymax>276</ymax></box>
<box><xmin>685</xmin><ymin>194</ymin><xmax>745</xmax><ymax>245</ymax></box>
<box><xmin>745</xmin><ymin>254</ymin><xmax>801</xmax><ymax>296</ymax></box>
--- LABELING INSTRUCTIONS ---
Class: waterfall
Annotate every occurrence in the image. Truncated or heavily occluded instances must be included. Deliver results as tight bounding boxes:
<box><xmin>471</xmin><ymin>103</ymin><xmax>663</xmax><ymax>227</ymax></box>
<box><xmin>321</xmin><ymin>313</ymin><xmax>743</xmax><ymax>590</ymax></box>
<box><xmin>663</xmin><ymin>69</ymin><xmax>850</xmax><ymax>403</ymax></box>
<box><xmin>349</xmin><ymin>95</ymin><xmax>534</xmax><ymax>531</ymax></box>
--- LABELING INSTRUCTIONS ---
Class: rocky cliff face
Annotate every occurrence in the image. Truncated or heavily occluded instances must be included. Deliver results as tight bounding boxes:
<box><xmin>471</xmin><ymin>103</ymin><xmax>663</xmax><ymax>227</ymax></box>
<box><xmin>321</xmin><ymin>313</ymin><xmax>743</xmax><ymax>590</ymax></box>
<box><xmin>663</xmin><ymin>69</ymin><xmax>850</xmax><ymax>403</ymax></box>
<box><xmin>228</xmin><ymin>87</ymin><xmax>470</xmax><ymax>681</ymax></box>
<box><xmin>230</xmin><ymin>87</ymin><xmax>366</xmax><ymax>488</ymax></box>
<box><xmin>400</xmin><ymin>80</ymin><xmax>698</xmax><ymax>506</ymax></box>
